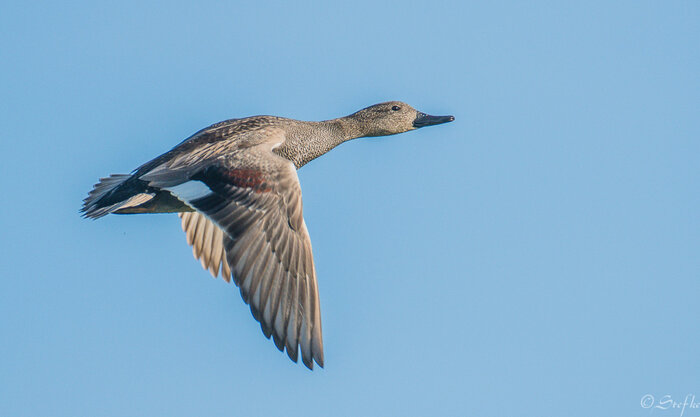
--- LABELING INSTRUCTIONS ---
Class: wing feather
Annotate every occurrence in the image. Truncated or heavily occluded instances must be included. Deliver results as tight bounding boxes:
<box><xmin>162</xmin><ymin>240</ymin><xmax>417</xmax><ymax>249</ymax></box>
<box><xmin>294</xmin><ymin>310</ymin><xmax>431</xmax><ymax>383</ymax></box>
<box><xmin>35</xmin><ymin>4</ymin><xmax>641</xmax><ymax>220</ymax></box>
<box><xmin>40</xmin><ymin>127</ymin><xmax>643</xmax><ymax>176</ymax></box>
<box><xmin>178</xmin><ymin>212</ymin><xmax>230</xmax><ymax>280</ymax></box>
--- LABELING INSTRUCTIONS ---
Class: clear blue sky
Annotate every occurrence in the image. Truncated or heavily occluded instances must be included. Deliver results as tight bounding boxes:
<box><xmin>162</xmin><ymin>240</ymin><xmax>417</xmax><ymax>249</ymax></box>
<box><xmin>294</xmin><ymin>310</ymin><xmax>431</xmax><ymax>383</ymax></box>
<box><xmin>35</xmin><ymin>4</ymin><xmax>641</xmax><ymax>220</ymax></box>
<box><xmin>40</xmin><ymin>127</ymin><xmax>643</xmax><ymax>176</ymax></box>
<box><xmin>1</xmin><ymin>1</ymin><xmax>698</xmax><ymax>416</ymax></box>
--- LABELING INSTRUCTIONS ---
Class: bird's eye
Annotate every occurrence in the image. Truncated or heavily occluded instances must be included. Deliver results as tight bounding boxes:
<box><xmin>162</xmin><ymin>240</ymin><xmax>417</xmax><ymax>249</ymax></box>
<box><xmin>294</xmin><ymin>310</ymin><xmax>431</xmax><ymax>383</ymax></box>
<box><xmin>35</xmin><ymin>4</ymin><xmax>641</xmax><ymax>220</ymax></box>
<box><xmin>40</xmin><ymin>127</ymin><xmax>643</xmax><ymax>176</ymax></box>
<box><xmin>391</xmin><ymin>106</ymin><xmax>401</xmax><ymax>111</ymax></box>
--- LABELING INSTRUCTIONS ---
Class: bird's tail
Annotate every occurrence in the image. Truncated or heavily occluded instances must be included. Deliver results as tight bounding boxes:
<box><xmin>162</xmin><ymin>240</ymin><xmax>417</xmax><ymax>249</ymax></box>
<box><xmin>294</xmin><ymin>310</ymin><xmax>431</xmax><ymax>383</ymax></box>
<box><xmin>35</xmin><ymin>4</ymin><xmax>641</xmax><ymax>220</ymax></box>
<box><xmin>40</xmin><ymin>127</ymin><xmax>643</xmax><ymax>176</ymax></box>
<box><xmin>81</xmin><ymin>174</ymin><xmax>154</xmax><ymax>219</ymax></box>
<box><xmin>82</xmin><ymin>174</ymin><xmax>193</xmax><ymax>219</ymax></box>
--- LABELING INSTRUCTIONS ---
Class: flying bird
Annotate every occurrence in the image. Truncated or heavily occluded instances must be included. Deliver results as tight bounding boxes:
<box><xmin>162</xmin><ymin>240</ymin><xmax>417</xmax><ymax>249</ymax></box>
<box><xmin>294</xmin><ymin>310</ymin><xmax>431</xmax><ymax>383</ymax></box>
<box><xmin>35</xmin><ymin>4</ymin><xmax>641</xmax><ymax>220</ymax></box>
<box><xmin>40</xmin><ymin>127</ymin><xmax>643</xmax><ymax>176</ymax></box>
<box><xmin>82</xmin><ymin>101</ymin><xmax>454</xmax><ymax>369</ymax></box>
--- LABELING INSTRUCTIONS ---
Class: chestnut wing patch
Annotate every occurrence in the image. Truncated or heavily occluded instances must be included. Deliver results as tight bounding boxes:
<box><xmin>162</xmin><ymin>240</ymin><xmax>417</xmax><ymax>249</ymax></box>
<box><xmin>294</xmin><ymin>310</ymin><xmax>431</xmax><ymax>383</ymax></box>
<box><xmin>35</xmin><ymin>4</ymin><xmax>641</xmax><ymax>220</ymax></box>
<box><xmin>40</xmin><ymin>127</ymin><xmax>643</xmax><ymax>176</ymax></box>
<box><xmin>194</xmin><ymin>166</ymin><xmax>272</xmax><ymax>193</ymax></box>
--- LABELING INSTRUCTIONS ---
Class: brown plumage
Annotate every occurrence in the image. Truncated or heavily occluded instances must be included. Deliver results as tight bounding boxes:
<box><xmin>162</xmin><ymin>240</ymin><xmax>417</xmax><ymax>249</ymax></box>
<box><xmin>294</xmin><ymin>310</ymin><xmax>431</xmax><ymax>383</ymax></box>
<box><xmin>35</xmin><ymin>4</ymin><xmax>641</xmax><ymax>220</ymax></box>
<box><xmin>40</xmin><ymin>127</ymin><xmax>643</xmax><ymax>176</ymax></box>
<box><xmin>82</xmin><ymin>101</ymin><xmax>454</xmax><ymax>369</ymax></box>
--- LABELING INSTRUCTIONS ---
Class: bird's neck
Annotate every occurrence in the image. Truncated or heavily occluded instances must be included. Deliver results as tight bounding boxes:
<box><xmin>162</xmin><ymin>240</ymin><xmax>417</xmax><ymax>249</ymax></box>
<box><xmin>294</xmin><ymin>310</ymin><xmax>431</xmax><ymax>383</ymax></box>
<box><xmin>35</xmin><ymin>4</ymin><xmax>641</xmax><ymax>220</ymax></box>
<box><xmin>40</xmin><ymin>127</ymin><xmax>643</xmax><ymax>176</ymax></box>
<box><xmin>276</xmin><ymin>116</ymin><xmax>369</xmax><ymax>169</ymax></box>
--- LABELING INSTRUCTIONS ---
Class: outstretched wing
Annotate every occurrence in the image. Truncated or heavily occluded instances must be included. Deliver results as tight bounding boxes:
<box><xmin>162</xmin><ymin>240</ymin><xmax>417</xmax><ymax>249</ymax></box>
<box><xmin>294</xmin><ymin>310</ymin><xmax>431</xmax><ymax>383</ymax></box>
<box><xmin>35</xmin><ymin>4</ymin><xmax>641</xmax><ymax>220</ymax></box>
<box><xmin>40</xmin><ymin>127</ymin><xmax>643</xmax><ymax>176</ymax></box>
<box><xmin>142</xmin><ymin>129</ymin><xmax>324</xmax><ymax>369</ymax></box>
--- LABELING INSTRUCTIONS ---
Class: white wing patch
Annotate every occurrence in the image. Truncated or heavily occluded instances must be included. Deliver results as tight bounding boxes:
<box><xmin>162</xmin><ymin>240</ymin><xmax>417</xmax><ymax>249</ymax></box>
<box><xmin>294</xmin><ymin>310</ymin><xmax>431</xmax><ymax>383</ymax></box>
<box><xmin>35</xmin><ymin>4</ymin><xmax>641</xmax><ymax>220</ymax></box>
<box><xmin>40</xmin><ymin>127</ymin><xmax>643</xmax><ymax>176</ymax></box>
<box><xmin>165</xmin><ymin>181</ymin><xmax>213</xmax><ymax>203</ymax></box>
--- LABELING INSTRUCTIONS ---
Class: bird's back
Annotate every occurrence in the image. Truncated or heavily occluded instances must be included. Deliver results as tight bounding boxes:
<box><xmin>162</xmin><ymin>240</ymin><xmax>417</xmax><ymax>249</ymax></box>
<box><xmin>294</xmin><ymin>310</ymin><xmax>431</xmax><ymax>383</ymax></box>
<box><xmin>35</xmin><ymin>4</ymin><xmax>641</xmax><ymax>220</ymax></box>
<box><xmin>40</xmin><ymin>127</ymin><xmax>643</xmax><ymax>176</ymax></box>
<box><xmin>82</xmin><ymin>115</ymin><xmax>293</xmax><ymax>218</ymax></box>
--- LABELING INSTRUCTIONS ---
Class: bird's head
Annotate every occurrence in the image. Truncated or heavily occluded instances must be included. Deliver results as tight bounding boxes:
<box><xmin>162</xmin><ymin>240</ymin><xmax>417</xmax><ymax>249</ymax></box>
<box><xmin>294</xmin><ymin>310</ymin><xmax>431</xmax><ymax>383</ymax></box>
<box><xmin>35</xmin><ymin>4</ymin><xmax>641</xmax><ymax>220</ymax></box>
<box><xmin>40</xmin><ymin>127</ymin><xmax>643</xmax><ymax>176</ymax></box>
<box><xmin>349</xmin><ymin>101</ymin><xmax>454</xmax><ymax>137</ymax></box>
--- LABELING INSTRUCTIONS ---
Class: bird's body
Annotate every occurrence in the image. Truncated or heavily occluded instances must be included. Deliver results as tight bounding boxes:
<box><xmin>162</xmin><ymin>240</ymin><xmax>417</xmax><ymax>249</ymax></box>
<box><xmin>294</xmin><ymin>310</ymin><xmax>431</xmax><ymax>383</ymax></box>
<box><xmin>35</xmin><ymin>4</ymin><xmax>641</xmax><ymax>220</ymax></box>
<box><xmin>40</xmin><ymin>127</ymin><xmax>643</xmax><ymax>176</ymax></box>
<box><xmin>82</xmin><ymin>101</ymin><xmax>453</xmax><ymax>369</ymax></box>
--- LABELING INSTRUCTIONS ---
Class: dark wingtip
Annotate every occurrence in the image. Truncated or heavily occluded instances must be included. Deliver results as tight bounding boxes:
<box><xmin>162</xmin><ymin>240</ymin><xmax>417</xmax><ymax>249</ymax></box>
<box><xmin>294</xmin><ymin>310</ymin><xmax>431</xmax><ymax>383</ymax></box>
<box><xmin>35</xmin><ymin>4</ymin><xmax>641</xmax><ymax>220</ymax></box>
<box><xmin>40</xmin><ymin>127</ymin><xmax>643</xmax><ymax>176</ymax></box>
<box><xmin>286</xmin><ymin>345</ymin><xmax>299</xmax><ymax>363</ymax></box>
<box><xmin>302</xmin><ymin>355</ymin><xmax>314</xmax><ymax>370</ymax></box>
<box><xmin>272</xmin><ymin>333</ymin><xmax>285</xmax><ymax>352</ymax></box>
<box><xmin>261</xmin><ymin>322</ymin><xmax>273</xmax><ymax>339</ymax></box>
<box><xmin>250</xmin><ymin>304</ymin><xmax>263</xmax><ymax>323</ymax></box>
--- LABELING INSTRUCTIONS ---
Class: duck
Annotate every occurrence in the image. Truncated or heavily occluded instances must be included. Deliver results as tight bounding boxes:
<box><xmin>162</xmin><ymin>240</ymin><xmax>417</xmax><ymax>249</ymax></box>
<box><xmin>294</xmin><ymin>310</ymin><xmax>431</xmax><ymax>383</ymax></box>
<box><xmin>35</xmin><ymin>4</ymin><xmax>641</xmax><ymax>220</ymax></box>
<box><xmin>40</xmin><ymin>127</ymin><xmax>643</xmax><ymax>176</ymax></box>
<box><xmin>82</xmin><ymin>101</ymin><xmax>454</xmax><ymax>369</ymax></box>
